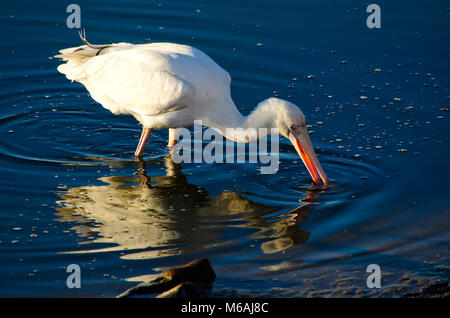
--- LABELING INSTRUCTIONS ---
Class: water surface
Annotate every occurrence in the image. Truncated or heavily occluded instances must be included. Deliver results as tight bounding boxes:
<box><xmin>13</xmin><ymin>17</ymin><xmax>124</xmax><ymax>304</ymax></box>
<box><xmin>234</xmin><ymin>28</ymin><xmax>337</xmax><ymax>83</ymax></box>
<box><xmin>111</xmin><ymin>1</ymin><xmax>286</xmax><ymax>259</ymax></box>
<box><xmin>0</xmin><ymin>0</ymin><xmax>449</xmax><ymax>297</ymax></box>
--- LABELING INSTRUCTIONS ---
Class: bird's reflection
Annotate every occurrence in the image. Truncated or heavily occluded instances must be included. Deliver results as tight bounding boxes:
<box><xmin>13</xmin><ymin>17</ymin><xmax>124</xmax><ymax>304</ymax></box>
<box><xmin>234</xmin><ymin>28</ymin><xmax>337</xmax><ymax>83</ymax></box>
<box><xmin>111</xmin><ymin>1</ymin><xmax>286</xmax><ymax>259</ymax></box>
<box><xmin>55</xmin><ymin>156</ymin><xmax>317</xmax><ymax>259</ymax></box>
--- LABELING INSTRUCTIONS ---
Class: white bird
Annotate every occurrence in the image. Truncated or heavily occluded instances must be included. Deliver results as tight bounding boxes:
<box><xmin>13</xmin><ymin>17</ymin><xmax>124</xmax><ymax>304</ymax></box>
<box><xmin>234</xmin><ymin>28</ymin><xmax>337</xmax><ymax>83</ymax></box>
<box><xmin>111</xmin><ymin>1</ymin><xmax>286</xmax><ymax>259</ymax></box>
<box><xmin>56</xmin><ymin>31</ymin><xmax>328</xmax><ymax>185</ymax></box>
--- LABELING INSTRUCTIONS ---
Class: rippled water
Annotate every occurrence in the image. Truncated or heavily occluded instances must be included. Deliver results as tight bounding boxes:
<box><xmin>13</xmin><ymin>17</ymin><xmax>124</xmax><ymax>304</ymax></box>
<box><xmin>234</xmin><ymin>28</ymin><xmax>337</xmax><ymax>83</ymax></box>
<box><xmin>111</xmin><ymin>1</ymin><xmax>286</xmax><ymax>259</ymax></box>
<box><xmin>0</xmin><ymin>0</ymin><xmax>449</xmax><ymax>297</ymax></box>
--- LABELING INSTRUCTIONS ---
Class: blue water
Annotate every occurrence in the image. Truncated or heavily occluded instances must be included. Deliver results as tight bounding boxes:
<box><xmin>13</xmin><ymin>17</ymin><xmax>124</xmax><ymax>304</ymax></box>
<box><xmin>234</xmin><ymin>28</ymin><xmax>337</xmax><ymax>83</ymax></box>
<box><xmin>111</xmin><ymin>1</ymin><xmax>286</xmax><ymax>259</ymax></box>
<box><xmin>0</xmin><ymin>0</ymin><xmax>449</xmax><ymax>297</ymax></box>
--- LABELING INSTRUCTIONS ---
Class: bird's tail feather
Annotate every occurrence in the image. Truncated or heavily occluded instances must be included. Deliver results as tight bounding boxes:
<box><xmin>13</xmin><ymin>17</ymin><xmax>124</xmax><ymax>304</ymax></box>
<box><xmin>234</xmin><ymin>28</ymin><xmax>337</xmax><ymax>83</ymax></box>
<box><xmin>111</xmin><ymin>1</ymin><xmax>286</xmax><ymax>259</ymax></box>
<box><xmin>55</xmin><ymin>29</ymin><xmax>111</xmax><ymax>60</ymax></box>
<box><xmin>55</xmin><ymin>29</ymin><xmax>130</xmax><ymax>81</ymax></box>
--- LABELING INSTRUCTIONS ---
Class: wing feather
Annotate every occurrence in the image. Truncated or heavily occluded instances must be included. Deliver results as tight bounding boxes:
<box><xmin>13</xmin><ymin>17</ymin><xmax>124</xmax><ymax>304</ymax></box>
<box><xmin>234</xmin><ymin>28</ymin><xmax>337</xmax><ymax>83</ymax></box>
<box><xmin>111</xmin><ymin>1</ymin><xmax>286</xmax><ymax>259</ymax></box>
<box><xmin>60</xmin><ymin>48</ymin><xmax>195</xmax><ymax>116</ymax></box>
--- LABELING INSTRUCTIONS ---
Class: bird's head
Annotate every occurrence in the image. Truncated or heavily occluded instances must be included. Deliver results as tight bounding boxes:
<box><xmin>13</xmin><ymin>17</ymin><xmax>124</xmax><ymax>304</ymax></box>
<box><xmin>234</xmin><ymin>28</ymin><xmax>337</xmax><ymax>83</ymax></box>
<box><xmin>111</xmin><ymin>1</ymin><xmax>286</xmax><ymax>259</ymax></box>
<box><xmin>257</xmin><ymin>98</ymin><xmax>329</xmax><ymax>186</ymax></box>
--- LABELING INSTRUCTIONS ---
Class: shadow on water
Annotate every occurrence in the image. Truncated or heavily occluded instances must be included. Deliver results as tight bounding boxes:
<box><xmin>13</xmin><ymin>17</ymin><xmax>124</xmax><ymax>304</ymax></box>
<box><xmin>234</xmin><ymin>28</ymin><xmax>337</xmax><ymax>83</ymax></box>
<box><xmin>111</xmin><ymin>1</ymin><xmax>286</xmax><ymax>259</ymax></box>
<box><xmin>55</xmin><ymin>156</ymin><xmax>316</xmax><ymax>259</ymax></box>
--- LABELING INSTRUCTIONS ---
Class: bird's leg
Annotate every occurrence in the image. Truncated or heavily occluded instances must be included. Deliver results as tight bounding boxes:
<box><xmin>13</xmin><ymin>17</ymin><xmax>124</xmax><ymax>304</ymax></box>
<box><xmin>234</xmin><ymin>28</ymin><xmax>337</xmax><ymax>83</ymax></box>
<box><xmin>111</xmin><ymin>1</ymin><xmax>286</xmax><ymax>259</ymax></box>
<box><xmin>134</xmin><ymin>127</ymin><xmax>152</xmax><ymax>157</ymax></box>
<box><xmin>168</xmin><ymin>128</ymin><xmax>181</xmax><ymax>153</ymax></box>
<box><xmin>168</xmin><ymin>138</ymin><xmax>177</xmax><ymax>149</ymax></box>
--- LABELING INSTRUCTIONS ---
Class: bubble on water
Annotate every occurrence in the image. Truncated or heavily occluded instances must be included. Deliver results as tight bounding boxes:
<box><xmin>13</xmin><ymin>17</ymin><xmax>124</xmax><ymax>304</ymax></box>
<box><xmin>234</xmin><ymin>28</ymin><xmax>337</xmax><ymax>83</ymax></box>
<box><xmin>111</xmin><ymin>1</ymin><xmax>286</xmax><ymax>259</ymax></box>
<box><xmin>397</xmin><ymin>148</ymin><xmax>408</xmax><ymax>152</ymax></box>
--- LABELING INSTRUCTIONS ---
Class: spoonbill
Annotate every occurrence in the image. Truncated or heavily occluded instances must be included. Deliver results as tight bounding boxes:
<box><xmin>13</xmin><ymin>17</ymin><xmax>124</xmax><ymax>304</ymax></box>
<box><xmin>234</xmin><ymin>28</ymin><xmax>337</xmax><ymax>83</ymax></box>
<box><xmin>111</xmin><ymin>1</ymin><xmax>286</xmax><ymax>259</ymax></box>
<box><xmin>55</xmin><ymin>31</ymin><xmax>328</xmax><ymax>185</ymax></box>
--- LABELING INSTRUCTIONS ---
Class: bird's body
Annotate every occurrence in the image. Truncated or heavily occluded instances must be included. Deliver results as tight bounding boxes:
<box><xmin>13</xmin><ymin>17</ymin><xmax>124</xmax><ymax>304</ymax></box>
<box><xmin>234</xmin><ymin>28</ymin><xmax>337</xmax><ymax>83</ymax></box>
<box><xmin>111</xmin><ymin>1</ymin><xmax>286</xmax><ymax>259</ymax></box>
<box><xmin>57</xmin><ymin>41</ymin><xmax>239</xmax><ymax>131</ymax></box>
<box><xmin>56</xmin><ymin>33</ymin><xmax>328</xmax><ymax>185</ymax></box>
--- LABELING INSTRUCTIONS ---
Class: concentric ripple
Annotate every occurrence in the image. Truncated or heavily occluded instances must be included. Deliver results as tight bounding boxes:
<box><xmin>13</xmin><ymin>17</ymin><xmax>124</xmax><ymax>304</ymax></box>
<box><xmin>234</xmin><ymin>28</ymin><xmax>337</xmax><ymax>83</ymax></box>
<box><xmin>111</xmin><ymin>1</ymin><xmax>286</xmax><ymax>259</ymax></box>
<box><xmin>0</xmin><ymin>89</ymin><xmax>169</xmax><ymax>166</ymax></box>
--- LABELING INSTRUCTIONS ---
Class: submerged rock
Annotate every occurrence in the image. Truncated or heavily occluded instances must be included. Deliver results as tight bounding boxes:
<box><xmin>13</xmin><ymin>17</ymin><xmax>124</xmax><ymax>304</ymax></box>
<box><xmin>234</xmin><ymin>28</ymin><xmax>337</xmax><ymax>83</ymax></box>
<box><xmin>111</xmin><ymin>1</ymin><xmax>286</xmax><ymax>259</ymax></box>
<box><xmin>117</xmin><ymin>258</ymin><xmax>216</xmax><ymax>298</ymax></box>
<box><xmin>405</xmin><ymin>281</ymin><xmax>450</xmax><ymax>298</ymax></box>
<box><xmin>156</xmin><ymin>282</ymin><xmax>212</xmax><ymax>298</ymax></box>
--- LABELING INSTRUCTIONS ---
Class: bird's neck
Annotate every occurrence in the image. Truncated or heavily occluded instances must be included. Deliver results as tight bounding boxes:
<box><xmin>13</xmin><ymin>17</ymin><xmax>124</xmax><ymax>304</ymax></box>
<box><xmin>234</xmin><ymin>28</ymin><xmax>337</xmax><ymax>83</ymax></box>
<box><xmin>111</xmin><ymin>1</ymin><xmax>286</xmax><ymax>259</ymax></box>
<box><xmin>202</xmin><ymin>99</ymin><xmax>275</xmax><ymax>143</ymax></box>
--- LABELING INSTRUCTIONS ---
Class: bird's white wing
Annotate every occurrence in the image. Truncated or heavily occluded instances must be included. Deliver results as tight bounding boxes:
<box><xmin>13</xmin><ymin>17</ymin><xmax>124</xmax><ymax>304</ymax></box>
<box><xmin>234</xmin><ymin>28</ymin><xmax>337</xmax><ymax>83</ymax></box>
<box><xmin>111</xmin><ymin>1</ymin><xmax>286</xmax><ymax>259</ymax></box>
<box><xmin>73</xmin><ymin>48</ymin><xmax>195</xmax><ymax>116</ymax></box>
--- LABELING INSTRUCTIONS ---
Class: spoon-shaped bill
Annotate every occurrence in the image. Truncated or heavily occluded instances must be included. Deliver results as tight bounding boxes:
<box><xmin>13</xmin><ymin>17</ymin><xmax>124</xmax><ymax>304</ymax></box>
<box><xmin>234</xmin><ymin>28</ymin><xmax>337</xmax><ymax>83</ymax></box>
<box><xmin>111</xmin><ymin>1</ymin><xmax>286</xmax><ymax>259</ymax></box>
<box><xmin>288</xmin><ymin>127</ymin><xmax>328</xmax><ymax>186</ymax></box>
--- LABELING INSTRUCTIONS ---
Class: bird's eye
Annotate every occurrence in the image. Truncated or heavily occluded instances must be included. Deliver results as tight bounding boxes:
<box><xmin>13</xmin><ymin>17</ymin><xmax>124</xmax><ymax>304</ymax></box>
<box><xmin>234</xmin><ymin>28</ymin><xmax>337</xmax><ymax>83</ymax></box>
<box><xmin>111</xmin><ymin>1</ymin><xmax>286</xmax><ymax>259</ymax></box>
<box><xmin>289</xmin><ymin>124</ymin><xmax>296</xmax><ymax>131</ymax></box>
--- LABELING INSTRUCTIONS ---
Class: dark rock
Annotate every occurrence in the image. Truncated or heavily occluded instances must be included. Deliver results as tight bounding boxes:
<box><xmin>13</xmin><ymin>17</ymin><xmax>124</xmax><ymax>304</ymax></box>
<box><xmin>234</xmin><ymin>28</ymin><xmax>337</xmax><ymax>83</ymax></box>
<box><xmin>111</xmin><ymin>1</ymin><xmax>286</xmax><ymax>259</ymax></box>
<box><xmin>156</xmin><ymin>282</ymin><xmax>212</xmax><ymax>298</ymax></box>
<box><xmin>117</xmin><ymin>258</ymin><xmax>215</xmax><ymax>298</ymax></box>
<box><xmin>405</xmin><ymin>281</ymin><xmax>450</xmax><ymax>298</ymax></box>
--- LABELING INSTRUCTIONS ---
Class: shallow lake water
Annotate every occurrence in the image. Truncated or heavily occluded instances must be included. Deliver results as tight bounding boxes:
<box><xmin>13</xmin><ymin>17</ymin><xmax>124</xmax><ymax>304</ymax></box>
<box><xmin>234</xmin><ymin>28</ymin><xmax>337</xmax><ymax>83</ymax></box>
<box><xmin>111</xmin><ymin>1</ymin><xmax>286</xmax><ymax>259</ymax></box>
<box><xmin>0</xmin><ymin>0</ymin><xmax>449</xmax><ymax>297</ymax></box>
